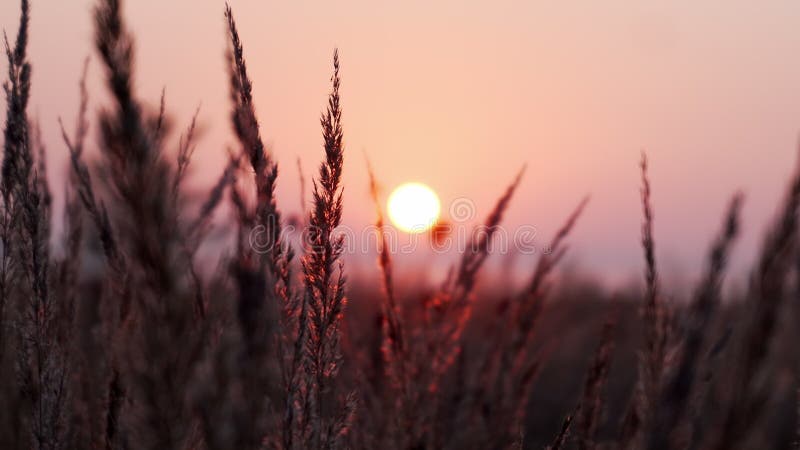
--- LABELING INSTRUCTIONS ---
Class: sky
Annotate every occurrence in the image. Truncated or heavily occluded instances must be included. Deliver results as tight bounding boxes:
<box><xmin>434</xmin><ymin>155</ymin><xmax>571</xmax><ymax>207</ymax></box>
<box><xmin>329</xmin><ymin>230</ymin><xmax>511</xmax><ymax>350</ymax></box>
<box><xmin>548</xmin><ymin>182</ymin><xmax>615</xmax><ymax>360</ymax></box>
<box><xmin>3</xmin><ymin>0</ymin><xmax>800</xmax><ymax>291</ymax></box>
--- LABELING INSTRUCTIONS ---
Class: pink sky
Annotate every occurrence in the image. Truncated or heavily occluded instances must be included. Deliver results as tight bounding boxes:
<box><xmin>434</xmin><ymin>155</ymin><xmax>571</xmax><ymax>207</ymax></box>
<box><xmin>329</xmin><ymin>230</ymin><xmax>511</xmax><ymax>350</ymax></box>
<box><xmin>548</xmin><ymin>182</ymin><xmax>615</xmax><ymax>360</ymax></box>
<box><xmin>3</xmin><ymin>0</ymin><xmax>800</xmax><ymax>290</ymax></box>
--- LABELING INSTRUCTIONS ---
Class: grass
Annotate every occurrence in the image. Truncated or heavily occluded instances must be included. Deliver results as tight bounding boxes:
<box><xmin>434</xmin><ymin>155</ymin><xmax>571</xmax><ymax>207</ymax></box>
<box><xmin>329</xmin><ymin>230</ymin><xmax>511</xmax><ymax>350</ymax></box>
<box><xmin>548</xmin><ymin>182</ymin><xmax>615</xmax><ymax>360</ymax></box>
<box><xmin>2</xmin><ymin>1</ymin><xmax>800</xmax><ymax>449</ymax></box>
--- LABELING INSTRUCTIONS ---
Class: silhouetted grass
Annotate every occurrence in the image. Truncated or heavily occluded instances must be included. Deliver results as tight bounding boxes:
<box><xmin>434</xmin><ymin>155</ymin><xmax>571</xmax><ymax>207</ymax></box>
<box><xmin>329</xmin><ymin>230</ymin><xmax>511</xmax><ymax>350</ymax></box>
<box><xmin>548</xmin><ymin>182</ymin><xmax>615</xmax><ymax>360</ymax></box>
<box><xmin>1</xmin><ymin>1</ymin><xmax>800</xmax><ymax>449</ymax></box>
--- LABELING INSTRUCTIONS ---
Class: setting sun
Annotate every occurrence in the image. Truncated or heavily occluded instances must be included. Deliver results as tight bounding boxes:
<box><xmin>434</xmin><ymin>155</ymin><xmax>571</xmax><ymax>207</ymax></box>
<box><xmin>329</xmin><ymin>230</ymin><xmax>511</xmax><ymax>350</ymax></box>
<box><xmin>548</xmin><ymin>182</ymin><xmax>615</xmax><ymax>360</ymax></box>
<box><xmin>387</xmin><ymin>182</ymin><xmax>441</xmax><ymax>233</ymax></box>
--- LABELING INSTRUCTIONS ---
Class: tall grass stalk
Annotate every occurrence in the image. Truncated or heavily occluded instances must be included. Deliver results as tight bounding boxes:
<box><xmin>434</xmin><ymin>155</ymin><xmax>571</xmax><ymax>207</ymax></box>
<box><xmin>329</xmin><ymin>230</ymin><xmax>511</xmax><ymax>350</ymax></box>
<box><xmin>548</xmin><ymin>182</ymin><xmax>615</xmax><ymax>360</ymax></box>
<box><xmin>301</xmin><ymin>49</ymin><xmax>355</xmax><ymax>449</ymax></box>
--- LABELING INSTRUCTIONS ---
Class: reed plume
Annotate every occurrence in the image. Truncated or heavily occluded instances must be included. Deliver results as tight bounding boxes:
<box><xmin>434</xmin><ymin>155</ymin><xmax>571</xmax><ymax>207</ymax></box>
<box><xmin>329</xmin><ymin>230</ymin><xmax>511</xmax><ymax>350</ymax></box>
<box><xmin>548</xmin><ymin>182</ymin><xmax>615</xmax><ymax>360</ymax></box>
<box><xmin>429</xmin><ymin>167</ymin><xmax>526</xmax><ymax>386</ymax></box>
<box><xmin>199</xmin><ymin>6</ymin><xmax>296</xmax><ymax>448</ymax></box>
<box><xmin>226</xmin><ymin>3</ymin><xmax>293</xmax><ymax>297</ymax></box>
<box><xmin>365</xmin><ymin>156</ymin><xmax>405</xmax><ymax>384</ymax></box>
<box><xmin>511</xmin><ymin>196</ymin><xmax>589</xmax><ymax>359</ymax></box>
<box><xmin>92</xmin><ymin>1</ymin><xmax>209</xmax><ymax>447</ymax></box>
<box><xmin>648</xmin><ymin>193</ymin><xmax>743</xmax><ymax>450</ymax></box>
<box><xmin>363</xmin><ymin>155</ymin><xmax>412</xmax><ymax>448</ymax></box>
<box><xmin>301</xmin><ymin>49</ymin><xmax>354</xmax><ymax>449</ymax></box>
<box><xmin>3</xmin><ymin>2</ymin><xmax>70</xmax><ymax>448</ymax></box>
<box><xmin>59</xmin><ymin>55</ymin><xmax>131</xmax><ymax>450</ymax></box>
<box><xmin>502</xmin><ymin>198</ymin><xmax>588</xmax><ymax>440</ymax></box>
<box><xmin>710</xmin><ymin>149</ymin><xmax>800</xmax><ymax>450</ymax></box>
<box><xmin>621</xmin><ymin>153</ymin><xmax>666</xmax><ymax>448</ymax></box>
<box><xmin>640</xmin><ymin>153</ymin><xmax>666</xmax><ymax>401</ymax></box>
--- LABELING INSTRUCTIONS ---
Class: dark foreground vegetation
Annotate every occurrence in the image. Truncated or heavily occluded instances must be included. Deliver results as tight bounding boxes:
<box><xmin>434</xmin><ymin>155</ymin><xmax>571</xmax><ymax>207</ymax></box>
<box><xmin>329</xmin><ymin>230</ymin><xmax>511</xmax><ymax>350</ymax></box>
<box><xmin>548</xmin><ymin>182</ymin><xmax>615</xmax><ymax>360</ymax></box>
<box><xmin>2</xmin><ymin>1</ymin><xmax>800</xmax><ymax>449</ymax></box>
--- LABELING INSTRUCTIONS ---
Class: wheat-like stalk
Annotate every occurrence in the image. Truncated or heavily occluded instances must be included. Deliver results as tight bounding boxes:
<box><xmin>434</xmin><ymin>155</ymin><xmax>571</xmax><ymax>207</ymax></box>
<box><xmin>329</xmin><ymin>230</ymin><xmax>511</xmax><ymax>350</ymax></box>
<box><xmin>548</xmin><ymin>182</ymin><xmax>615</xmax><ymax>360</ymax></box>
<box><xmin>429</xmin><ymin>168</ymin><xmax>526</xmax><ymax>387</ymax></box>
<box><xmin>620</xmin><ymin>153</ymin><xmax>666</xmax><ymax>448</ymax></box>
<box><xmin>301</xmin><ymin>49</ymin><xmax>354</xmax><ymax>449</ymax></box>
<box><xmin>365</xmin><ymin>156</ymin><xmax>405</xmax><ymax>382</ymax></box>
<box><xmin>648</xmin><ymin>193</ymin><xmax>743</xmax><ymax>450</ymax></box>
<box><xmin>709</xmin><ymin>148</ymin><xmax>800</xmax><ymax>450</ymax></box>
<box><xmin>3</xmin><ymin>2</ymin><xmax>71</xmax><ymax>447</ymax></box>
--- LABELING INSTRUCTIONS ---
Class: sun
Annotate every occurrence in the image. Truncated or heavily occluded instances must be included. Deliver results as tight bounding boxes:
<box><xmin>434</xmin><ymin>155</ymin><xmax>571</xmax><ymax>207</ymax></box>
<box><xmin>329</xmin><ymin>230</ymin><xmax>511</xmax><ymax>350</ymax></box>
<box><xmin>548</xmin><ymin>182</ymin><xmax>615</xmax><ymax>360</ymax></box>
<box><xmin>387</xmin><ymin>182</ymin><xmax>441</xmax><ymax>233</ymax></box>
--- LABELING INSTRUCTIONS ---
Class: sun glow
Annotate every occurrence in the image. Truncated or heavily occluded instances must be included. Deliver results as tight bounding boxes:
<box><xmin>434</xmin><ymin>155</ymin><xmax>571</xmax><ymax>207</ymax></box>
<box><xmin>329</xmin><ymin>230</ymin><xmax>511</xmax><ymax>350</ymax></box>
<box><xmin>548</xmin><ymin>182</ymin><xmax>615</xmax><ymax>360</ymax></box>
<box><xmin>387</xmin><ymin>182</ymin><xmax>441</xmax><ymax>233</ymax></box>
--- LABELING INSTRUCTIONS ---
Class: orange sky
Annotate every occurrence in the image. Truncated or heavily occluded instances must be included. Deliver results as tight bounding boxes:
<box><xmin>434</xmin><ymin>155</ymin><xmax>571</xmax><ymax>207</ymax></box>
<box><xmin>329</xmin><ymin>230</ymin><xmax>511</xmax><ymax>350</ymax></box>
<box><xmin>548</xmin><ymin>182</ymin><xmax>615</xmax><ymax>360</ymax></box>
<box><xmin>3</xmin><ymin>0</ymin><xmax>800</xmax><ymax>290</ymax></box>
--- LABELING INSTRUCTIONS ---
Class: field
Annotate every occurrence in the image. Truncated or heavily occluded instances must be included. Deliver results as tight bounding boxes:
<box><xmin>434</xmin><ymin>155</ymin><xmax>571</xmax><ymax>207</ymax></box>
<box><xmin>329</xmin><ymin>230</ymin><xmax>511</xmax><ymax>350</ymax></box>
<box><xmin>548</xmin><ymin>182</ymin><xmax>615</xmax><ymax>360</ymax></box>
<box><xmin>2</xmin><ymin>1</ymin><xmax>800</xmax><ymax>449</ymax></box>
